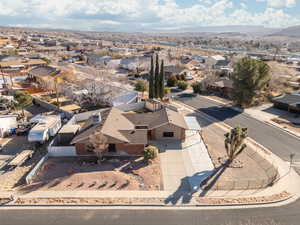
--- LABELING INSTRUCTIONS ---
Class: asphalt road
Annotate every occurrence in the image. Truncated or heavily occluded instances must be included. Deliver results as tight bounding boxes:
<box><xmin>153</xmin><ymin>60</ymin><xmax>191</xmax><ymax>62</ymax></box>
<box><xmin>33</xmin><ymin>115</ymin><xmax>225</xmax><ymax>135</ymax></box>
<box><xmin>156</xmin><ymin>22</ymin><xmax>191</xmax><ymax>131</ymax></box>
<box><xmin>175</xmin><ymin>94</ymin><xmax>300</xmax><ymax>162</ymax></box>
<box><xmin>1</xmin><ymin>200</ymin><xmax>300</xmax><ymax>225</ymax></box>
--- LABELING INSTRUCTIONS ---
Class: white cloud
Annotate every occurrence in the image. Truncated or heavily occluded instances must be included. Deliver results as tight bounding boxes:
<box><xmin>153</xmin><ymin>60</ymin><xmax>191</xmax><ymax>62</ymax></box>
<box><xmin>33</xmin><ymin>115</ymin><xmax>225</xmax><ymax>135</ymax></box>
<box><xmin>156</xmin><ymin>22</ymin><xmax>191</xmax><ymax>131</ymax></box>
<box><xmin>0</xmin><ymin>0</ymin><xmax>298</xmax><ymax>31</ymax></box>
<box><xmin>256</xmin><ymin>0</ymin><xmax>297</xmax><ymax>8</ymax></box>
<box><xmin>197</xmin><ymin>0</ymin><xmax>214</xmax><ymax>4</ymax></box>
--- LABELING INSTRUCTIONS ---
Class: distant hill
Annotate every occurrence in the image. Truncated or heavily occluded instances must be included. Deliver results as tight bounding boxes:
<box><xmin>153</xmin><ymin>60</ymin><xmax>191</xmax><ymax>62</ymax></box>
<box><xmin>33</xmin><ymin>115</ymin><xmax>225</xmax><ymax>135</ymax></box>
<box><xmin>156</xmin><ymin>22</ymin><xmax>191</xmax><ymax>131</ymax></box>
<box><xmin>153</xmin><ymin>25</ymin><xmax>279</xmax><ymax>36</ymax></box>
<box><xmin>269</xmin><ymin>25</ymin><xmax>300</xmax><ymax>38</ymax></box>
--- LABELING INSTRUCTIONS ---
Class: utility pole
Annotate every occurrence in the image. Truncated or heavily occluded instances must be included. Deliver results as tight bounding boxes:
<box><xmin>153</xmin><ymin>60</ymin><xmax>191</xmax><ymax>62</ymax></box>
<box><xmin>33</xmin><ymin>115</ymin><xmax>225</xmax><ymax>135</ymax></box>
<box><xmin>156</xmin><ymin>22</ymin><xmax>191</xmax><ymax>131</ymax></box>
<box><xmin>54</xmin><ymin>77</ymin><xmax>60</xmax><ymax>111</ymax></box>
<box><xmin>289</xmin><ymin>153</ymin><xmax>295</xmax><ymax>173</ymax></box>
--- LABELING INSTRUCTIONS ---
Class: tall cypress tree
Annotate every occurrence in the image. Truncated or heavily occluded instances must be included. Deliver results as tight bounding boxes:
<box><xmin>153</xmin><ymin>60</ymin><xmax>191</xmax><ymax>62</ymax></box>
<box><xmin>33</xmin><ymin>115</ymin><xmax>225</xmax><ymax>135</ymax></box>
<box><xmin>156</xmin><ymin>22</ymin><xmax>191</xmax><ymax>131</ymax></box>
<box><xmin>154</xmin><ymin>54</ymin><xmax>160</xmax><ymax>98</ymax></box>
<box><xmin>159</xmin><ymin>60</ymin><xmax>165</xmax><ymax>100</ymax></box>
<box><xmin>149</xmin><ymin>55</ymin><xmax>154</xmax><ymax>99</ymax></box>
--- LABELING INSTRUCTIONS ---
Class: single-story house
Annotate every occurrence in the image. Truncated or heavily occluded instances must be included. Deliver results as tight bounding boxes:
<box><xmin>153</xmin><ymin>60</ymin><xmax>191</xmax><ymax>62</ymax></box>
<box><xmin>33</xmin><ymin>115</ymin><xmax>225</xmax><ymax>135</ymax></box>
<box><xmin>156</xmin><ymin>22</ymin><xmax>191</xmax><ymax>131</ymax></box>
<box><xmin>28</xmin><ymin>65</ymin><xmax>60</xmax><ymax>90</ymax></box>
<box><xmin>164</xmin><ymin>65</ymin><xmax>189</xmax><ymax>78</ymax></box>
<box><xmin>71</xmin><ymin>106</ymin><xmax>188</xmax><ymax>156</ymax></box>
<box><xmin>206</xmin><ymin>55</ymin><xmax>230</xmax><ymax>69</ymax></box>
<box><xmin>272</xmin><ymin>93</ymin><xmax>300</xmax><ymax>114</ymax></box>
<box><xmin>0</xmin><ymin>59</ymin><xmax>47</xmax><ymax>70</ymax></box>
<box><xmin>205</xmin><ymin>77</ymin><xmax>234</xmax><ymax>98</ymax></box>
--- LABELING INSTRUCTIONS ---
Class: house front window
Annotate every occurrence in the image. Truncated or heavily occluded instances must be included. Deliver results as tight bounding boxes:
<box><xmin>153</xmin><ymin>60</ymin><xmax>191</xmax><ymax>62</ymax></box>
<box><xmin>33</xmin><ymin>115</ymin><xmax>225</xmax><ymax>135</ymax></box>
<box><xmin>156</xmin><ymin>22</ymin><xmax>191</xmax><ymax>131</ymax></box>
<box><xmin>135</xmin><ymin>125</ymin><xmax>148</xmax><ymax>129</ymax></box>
<box><xmin>163</xmin><ymin>132</ymin><xmax>174</xmax><ymax>137</ymax></box>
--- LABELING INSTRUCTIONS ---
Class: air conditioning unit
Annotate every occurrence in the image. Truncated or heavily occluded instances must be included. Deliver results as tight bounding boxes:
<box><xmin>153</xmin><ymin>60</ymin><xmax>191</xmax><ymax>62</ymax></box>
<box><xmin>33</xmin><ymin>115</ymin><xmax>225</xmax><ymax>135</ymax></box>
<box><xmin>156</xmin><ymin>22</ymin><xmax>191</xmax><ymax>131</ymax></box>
<box><xmin>91</xmin><ymin>112</ymin><xmax>101</xmax><ymax>125</ymax></box>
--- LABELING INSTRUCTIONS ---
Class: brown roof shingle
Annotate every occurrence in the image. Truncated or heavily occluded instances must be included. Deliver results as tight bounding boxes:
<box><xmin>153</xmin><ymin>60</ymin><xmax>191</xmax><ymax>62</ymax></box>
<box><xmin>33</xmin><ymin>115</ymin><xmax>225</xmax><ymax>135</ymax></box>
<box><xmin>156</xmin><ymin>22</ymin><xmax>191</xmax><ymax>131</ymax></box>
<box><xmin>71</xmin><ymin>106</ymin><xmax>187</xmax><ymax>145</ymax></box>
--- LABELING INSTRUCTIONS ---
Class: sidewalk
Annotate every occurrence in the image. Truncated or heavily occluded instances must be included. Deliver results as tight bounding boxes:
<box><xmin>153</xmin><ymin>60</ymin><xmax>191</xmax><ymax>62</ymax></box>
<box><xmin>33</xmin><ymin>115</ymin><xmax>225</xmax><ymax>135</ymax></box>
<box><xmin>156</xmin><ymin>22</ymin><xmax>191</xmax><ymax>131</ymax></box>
<box><xmin>182</xmin><ymin>130</ymin><xmax>214</xmax><ymax>192</ymax></box>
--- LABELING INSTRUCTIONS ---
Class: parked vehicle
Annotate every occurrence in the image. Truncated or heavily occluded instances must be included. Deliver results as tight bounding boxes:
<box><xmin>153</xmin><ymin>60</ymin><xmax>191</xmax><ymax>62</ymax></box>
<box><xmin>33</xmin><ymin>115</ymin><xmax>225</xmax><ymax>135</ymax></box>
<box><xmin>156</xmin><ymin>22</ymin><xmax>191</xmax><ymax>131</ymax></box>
<box><xmin>16</xmin><ymin>123</ymin><xmax>32</xmax><ymax>136</ymax></box>
<box><xmin>28</xmin><ymin>115</ymin><xmax>61</xmax><ymax>144</ymax></box>
<box><xmin>185</xmin><ymin>75</ymin><xmax>194</xmax><ymax>80</ymax></box>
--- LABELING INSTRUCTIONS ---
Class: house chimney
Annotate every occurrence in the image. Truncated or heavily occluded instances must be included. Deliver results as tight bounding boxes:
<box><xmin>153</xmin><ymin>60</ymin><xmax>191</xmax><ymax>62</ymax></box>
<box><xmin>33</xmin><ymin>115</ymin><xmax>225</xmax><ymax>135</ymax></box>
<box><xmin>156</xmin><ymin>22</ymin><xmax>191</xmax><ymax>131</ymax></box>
<box><xmin>92</xmin><ymin>112</ymin><xmax>101</xmax><ymax>125</ymax></box>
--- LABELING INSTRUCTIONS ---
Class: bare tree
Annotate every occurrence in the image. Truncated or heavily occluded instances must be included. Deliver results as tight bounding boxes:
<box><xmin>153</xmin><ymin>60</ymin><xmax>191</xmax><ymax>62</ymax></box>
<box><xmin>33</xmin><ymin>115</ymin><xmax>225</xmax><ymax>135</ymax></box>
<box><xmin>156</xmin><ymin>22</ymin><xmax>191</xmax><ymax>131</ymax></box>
<box><xmin>88</xmin><ymin>131</ymin><xmax>108</xmax><ymax>164</ymax></box>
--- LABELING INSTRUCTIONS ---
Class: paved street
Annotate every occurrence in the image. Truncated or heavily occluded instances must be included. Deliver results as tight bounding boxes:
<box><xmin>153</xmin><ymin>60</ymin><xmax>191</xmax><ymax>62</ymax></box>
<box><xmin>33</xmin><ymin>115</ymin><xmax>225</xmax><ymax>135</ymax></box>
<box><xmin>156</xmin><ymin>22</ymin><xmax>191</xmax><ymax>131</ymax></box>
<box><xmin>1</xmin><ymin>200</ymin><xmax>300</xmax><ymax>225</ymax></box>
<box><xmin>175</xmin><ymin>94</ymin><xmax>300</xmax><ymax>161</ymax></box>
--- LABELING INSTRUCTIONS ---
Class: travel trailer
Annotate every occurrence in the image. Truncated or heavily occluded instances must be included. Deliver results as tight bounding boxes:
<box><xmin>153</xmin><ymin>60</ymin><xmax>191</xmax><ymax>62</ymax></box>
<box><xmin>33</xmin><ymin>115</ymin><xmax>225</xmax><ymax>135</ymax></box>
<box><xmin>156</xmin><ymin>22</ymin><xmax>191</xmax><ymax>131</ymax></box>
<box><xmin>28</xmin><ymin>115</ymin><xmax>61</xmax><ymax>143</ymax></box>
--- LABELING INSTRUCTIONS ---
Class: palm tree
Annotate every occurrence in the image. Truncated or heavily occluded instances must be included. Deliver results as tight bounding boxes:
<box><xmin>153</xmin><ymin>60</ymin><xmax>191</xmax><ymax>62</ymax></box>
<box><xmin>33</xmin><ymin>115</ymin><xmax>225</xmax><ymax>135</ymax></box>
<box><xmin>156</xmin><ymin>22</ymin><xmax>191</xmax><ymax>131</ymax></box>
<box><xmin>224</xmin><ymin>125</ymin><xmax>248</xmax><ymax>164</ymax></box>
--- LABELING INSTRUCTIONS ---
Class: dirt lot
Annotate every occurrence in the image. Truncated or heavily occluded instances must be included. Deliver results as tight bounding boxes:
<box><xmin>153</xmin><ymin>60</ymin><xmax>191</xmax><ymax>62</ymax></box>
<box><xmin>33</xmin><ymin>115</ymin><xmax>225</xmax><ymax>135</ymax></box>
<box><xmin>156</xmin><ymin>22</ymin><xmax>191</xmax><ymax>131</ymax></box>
<box><xmin>201</xmin><ymin>122</ymin><xmax>278</xmax><ymax>190</ymax></box>
<box><xmin>0</xmin><ymin>135</ymin><xmax>46</xmax><ymax>191</ymax></box>
<box><xmin>20</xmin><ymin>156</ymin><xmax>163</xmax><ymax>192</ymax></box>
<box><xmin>176</xmin><ymin>104</ymin><xmax>278</xmax><ymax>191</ymax></box>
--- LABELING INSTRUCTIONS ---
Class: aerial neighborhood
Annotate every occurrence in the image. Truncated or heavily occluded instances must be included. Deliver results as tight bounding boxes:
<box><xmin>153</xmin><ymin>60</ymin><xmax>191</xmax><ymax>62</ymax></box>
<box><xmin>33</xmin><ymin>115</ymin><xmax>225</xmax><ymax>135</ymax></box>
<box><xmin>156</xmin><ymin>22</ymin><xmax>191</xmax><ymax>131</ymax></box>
<box><xmin>0</xmin><ymin>26</ymin><xmax>299</xmax><ymax>210</ymax></box>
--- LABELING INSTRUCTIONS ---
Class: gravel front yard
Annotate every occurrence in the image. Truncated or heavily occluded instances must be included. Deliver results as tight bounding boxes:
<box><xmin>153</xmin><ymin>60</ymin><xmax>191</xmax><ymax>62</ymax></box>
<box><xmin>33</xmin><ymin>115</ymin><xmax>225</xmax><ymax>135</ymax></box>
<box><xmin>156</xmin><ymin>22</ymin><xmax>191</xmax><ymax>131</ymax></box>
<box><xmin>20</xmin><ymin>156</ymin><xmax>163</xmax><ymax>192</ymax></box>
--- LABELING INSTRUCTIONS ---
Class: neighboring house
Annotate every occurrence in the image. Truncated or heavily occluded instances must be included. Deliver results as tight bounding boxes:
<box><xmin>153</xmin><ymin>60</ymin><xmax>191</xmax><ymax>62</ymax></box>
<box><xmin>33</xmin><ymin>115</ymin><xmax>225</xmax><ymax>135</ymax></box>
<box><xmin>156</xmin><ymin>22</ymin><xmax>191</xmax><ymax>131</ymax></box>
<box><xmin>0</xmin><ymin>114</ymin><xmax>18</xmax><ymax>137</ymax></box>
<box><xmin>44</xmin><ymin>40</ymin><xmax>57</xmax><ymax>47</ymax></box>
<box><xmin>86</xmin><ymin>54</ymin><xmax>110</xmax><ymax>67</ymax></box>
<box><xmin>164</xmin><ymin>65</ymin><xmax>189</xmax><ymax>78</ymax></box>
<box><xmin>28</xmin><ymin>65</ymin><xmax>60</xmax><ymax>90</ymax></box>
<box><xmin>66</xmin><ymin>79</ymin><xmax>138</xmax><ymax>107</ymax></box>
<box><xmin>206</xmin><ymin>55</ymin><xmax>230</xmax><ymax>69</ymax></box>
<box><xmin>70</xmin><ymin>106</ymin><xmax>188</xmax><ymax>156</ymax></box>
<box><xmin>272</xmin><ymin>93</ymin><xmax>300</xmax><ymax>114</ymax></box>
<box><xmin>0</xmin><ymin>59</ymin><xmax>47</xmax><ymax>70</ymax></box>
<box><xmin>205</xmin><ymin>77</ymin><xmax>234</xmax><ymax>98</ymax></box>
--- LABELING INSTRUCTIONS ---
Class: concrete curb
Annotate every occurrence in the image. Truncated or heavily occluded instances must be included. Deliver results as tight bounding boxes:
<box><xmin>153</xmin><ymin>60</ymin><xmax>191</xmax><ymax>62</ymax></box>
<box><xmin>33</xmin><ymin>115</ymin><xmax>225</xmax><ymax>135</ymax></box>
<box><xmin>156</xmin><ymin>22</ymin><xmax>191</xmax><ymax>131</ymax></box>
<box><xmin>195</xmin><ymin>194</ymin><xmax>294</xmax><ymax>207</ymax></box>
<box><xmin>0</xmin><ymin>194</ymin><xmax>294</xmax><ymax>208</ymax></box>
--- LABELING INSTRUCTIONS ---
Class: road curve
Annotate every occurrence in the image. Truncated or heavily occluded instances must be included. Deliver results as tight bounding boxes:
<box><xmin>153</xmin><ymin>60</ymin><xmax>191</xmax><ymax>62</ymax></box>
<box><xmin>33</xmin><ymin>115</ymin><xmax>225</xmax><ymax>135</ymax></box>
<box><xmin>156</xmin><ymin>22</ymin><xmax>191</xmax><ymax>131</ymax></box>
<box><xmin>175</xmin><ymin>94</ymin><xmax>300</xmax><ymax>162</ymax></box>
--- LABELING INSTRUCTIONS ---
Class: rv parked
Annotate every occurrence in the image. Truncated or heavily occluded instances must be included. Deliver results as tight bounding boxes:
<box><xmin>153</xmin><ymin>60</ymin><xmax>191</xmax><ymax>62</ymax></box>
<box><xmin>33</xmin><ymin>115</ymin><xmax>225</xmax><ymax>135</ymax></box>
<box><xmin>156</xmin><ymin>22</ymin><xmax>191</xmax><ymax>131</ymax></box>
<box><xmin>28</xmin><ymin>115</ymin><xmax>61</xmax><ymax>144</ymax></box>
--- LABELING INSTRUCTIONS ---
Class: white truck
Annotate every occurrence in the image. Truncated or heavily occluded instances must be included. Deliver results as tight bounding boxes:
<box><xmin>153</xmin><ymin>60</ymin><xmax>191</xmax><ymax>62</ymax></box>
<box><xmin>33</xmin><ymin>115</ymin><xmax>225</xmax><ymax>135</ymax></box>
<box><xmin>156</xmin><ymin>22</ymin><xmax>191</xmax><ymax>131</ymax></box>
<box><xmin>28</xmin><ymin>115</ymin><xmax>61</xmax><ymax>144</ymax></box>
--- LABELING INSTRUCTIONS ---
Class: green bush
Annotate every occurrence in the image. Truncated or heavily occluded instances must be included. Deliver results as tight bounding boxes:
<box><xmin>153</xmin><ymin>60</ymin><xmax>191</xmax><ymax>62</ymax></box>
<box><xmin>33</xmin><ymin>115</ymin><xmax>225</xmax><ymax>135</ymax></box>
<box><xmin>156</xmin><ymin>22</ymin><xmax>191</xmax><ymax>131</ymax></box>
<box><xmin>134</xmin><ymin>79</ymin><xmax>148</xmax><ymax>93</ymax></box>
<box><xmin>177</xmin><ymin>81</ymin><xmax>188</xmax><ymax>90</ymax></box>
<box><xmin>191</xmin><ymin>82</ymin><xmax>202</xmax><ymax>94</ymax></box>
<box><xmin>143</xmin><ymin>145</ymin><xmax>158</xmax><ymax>162</ymax></box>
<box><xmin>167</xmin><ymin>75</ymin><xmax>177</xmax><ymax>87</ymax></box>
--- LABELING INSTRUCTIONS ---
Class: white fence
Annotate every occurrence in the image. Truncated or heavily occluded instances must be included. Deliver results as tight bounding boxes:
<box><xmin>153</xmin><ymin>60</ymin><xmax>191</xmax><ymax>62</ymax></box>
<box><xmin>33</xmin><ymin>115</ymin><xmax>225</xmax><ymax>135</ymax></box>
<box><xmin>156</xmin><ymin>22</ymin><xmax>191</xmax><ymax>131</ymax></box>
<box><xmin>47</xmin><ymin>139</ymin><xmax>77</xmax><ymax>157</ymax></box>
<box><xmin>48</xmin><ymin>146</ymin><xmax>76</xmax><ymax>157</ymax></box>
<box><xmin>26</xmin><ymin>154</ymin><xmax>48</xmax><ymax>184</ymax></box>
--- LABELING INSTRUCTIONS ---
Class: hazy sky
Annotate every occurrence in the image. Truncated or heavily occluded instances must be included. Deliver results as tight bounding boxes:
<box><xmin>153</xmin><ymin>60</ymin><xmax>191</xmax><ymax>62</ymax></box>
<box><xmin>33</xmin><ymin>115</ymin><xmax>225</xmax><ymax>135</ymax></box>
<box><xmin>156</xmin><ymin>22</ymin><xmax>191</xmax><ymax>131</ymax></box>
<box><xmin>0</xmin><ymin>0</ymin><xmax>299</xmax><ymax>31</ymax></box>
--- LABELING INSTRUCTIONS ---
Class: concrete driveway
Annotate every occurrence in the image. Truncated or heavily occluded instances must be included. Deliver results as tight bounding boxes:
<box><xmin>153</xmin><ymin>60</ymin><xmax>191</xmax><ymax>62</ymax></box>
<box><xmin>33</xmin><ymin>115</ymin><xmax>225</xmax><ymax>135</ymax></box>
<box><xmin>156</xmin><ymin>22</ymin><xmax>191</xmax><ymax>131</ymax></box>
<box><xmin>154</xmin><ymin>130</ymin><xmax>214</xmax><ymax>194</ymax></box>
<box><xmin>155</xmin><ymin>141</ymin><xmax>188</xmax><ymax>192</ymax></box>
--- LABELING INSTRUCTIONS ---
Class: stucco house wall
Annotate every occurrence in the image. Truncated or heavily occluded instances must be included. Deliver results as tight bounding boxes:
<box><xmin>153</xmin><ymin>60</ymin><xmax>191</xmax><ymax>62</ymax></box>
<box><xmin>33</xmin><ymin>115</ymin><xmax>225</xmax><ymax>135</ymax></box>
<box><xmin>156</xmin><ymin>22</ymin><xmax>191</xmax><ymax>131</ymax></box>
<box><xmin>152</xmin><ymin>123</ymin><xmax>185</xmax><ymax>140</ymax></box>
<box><xmin>75</xmin><ymin>141</ymin><xmax>144</xmax><ymax>156</ymax></box>
<box><xmin>115</xmin><ymin>144</ymin><xmax>144</xmax><ymax>155</ymax></box>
